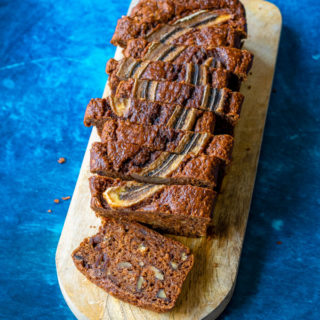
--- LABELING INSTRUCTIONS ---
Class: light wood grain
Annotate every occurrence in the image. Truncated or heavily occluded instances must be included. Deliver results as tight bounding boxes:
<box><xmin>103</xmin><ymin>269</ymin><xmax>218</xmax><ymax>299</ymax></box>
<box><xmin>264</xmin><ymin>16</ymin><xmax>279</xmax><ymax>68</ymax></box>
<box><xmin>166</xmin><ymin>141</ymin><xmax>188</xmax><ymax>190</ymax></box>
<box><xmin>56</xmin><ymin>1</ymin><xmax>282</xmax><ymax>319</ymax></box>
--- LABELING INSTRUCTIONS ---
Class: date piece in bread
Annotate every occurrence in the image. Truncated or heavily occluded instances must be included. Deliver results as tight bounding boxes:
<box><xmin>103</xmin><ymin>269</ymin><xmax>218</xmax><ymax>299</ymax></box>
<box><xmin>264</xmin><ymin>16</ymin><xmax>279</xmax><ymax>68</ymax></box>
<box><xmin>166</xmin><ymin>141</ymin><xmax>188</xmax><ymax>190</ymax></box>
<box><xmin>72</xmin><ymin>218</ymin><xmax>194</xmax><ymax>312</ymax></box>
<box><xmin>90</xmin><ymin>141</ymin><xmax>222</xmax><ymax>189</ymax></box>
<box><xmin>84</xmin><ymin>97</ymin><xmax>216</xmax><ymax>136</ymax></box>
<box><xmin>123</xmin><ymin>40</ymin><xmax>253</xmax><ymax>79</ymax></box>
<box><xmin>106</xmin><ymin>58</ymin><xmax>241</xmax><ymax>90</ymax></box>
<box><xmin>110</xmin><ymin>78</ymin><xmax>244</xmax><ymax>126</ymax></box>
<box><xmin>100</xmin><ymin>118</ymin><xmax>234</xmax><ymax>164</ymax></box>
<box><xmin>89</xmin><ymin>176</ymin><xmax>216</xmax><ymax>237</ymax></box>
<box><xmin>111</xmin><ymin>0</ymin><xmax>247</xmax><ymax>46</ymax></box>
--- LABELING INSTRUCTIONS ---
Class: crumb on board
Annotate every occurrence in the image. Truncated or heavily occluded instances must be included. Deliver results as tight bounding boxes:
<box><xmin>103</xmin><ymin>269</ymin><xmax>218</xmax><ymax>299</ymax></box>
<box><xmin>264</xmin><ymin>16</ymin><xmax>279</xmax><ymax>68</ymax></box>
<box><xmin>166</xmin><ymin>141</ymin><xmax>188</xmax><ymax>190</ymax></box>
<box><xmin>54</xmin><ymin>199</ymin><xmax>60</xmax><ymax>204</ymax></box>
<box><xmin>247</xmin><ymin>85</ymin><xmax>251</xmax><ymax>90</ymax></box>
<box><xmin>47</xmin><ymin>209</ymin><xmax>52</xmax><ymax>213</ymax></box>
<box><xmin>57</xmin><ymin>157</ymin><xmax>66</xmax><ymax>164</ymax></box>
<box><xmin>276</xmin><ymin>241</ymin><xmax>282</xmax><ymax>245</ymax></box>
<box><xmin>272</xmin><ymin>88</ymin><xmax>277</xmax><ymax>93</ymax></box>
<box><xmin>62</xmin><ymin>196</ymin><xmax>71</xmax><ymax>201</ymax></box>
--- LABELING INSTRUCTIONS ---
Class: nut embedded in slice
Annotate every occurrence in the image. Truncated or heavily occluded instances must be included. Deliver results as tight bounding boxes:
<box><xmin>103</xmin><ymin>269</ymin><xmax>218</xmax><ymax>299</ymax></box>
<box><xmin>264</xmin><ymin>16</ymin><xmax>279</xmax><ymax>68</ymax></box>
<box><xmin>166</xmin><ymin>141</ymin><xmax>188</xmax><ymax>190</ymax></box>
<box><xmin>117</xmin><ymin>262</ymin><xmax>133</xmax><ymax>269</ymax></box>
<box><xmin>150</xmin><ymin>266</ymin><xmax>164</xmax><ymax>281</ymax></box>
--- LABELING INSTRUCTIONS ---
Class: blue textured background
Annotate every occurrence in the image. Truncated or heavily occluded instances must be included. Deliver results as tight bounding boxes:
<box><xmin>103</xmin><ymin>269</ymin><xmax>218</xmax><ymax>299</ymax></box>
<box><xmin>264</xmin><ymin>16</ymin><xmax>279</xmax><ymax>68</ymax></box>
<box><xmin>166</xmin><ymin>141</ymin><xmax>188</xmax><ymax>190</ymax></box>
<box><xmin>0</xmin><ymin>0</ymin><xmax>319</xmax><ymax>319</ymax></box>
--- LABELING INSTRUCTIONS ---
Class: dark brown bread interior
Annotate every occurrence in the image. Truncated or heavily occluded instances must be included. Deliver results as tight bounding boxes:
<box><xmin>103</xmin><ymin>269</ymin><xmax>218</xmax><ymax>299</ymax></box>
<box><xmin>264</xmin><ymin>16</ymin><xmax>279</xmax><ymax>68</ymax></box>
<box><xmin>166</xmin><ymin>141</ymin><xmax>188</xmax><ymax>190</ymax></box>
<box><xmin>72</xmin><ymin>218</ymin><xmax>194</xmax><ymax>312</ymax></box>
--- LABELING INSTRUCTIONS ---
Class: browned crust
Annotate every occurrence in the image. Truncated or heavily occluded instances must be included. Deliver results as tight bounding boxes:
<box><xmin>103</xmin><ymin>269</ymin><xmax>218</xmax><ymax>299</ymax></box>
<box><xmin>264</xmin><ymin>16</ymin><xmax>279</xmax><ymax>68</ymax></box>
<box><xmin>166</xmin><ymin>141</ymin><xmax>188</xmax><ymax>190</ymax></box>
<box><xmin>72</xmin><ymin>218</ymin><xmax>194</xmax><ymax>312</ymax></box>
<box><xmin>106</xmin><ymin>58</ymin><xmax>241</xmax><ymax>90</ymax></box>
<box><xmin>84</xmin><ymin>97</ymin><xmax>216</xmax><ymax>135</ymax></box>
<box><xmin>123</xmin><ymin>40</ymin><xmax>253</xmax><ymax>79</ymax></box>
<box><xmin>100</xmin><ymin>118</ymin><xmax>234</xmax><ymax>164</ymax></box>
<box><xmin>110</xmin><ymin>78</ymin><xmax>244</xmax><ymax>126</ymax></box>
<box><xmin>89</xmin><ymin>176</ymin><xmax>216</xmax><ymax>237</ymax></box>
<box><xmin>90</xmin><ymin>141</ymin><xmax>222</xmax><ymax>189</ymax></box>
<box><xmin>111</xmin><ymin>0</ymin><xmax>247</xmax><ymax>46</ymax></box>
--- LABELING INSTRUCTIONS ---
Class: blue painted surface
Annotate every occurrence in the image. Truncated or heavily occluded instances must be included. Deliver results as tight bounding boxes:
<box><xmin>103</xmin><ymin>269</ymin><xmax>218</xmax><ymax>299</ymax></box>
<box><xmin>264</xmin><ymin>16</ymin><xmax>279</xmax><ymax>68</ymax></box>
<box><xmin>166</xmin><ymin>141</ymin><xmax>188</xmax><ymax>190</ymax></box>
<box><xmin>0</xmin><ymin>0</ymin><xmax>319</xmax><ymax>319</ymax></box>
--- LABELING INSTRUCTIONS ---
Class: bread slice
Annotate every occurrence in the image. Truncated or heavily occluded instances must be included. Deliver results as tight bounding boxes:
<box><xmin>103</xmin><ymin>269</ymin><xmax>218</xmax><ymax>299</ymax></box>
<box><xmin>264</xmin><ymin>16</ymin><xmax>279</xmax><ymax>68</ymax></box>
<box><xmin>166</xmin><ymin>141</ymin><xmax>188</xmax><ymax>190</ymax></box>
<box><xmin>101</xmin><ymin>118</ymin><xmax>234</xmax><ymax>164</ymax></box>
<box><xmin>109</xmin><ymin>78</ymin><xmax>244</xmax><ymax>126</ymax></box>
<box><xmin>90</xmin><ymin>141</ymin><xmax>222</xmax><ymax>189</ymax></box>
<box><xmin>72</xmin><ymin>218</ymin><xmax>194</xmax><ymax>312</ymax></box>
<box><xmin>111</xmin><ymin>0</ymin><xmax>247</xmax><ymax>47</ymax></box>
<box><xmin>84</xmin><ymin>97</ymin><xmax>216</xmax><ymax>135</ymax></box>
<box><xmin>112</xmin><ymin>14</ymin><xmax>245</xmax><ymax>48</ymax></box>
<box><xmin>89</xmin><ymin>176</ymin><xmax>216</xmax><ymax>237</ymax></box>
<box><xmin>106</xmin><ymin>58</ymin><xmax>241</xmax><ymax>90</ymax></box>
<box><xmin>123</xmin><ymin>40</ymin><xmax>253</xmax><ymax>79</ymax></box>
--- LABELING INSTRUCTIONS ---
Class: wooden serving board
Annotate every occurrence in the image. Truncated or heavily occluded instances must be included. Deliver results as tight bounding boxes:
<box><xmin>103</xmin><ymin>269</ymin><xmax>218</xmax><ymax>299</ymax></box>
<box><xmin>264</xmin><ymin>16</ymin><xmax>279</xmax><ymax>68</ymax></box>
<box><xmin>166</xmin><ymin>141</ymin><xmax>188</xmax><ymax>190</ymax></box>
<box><xmin>56</xmin><ymin>1</ymin><xmax>282</xmax><ymax>319</ymax></box>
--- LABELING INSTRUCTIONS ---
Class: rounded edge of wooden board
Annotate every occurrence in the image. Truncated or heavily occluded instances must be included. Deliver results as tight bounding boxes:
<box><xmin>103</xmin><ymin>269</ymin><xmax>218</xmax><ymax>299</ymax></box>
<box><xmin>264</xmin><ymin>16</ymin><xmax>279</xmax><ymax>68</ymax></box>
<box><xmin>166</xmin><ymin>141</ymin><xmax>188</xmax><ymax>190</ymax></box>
<box><xmin>57</xmin><ymin>274</ymin><xmax>88</xmax><ymax>320</ymax></box>
<box><xmin>55</xmin><ymin>0</ymin><xmax>282</xmax><ymax>319</ymax></box>
<box><xmin>202</xmin><ymin>282</ymin><xmax>236</xmax><ymax>320</ymax></box>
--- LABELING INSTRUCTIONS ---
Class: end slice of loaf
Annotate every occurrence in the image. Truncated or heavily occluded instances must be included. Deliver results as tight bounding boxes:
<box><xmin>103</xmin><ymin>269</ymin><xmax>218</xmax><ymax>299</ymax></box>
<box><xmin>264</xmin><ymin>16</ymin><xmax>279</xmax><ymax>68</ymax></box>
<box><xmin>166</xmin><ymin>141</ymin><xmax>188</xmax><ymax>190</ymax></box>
<box><xmin>72</xmin><ymin>218</ymin><xmax>194</xmax><ymax>312</ymax></box>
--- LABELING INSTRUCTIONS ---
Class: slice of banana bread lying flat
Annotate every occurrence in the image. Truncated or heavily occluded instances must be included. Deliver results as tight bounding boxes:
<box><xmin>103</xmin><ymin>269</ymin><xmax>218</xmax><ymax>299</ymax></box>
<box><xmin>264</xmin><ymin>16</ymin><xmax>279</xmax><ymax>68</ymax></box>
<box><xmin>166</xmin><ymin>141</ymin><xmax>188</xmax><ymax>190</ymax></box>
<box><xmin>72</xmin><ymin>218</ymin><xmax>194</xmax><ymax>312</ymax></box>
